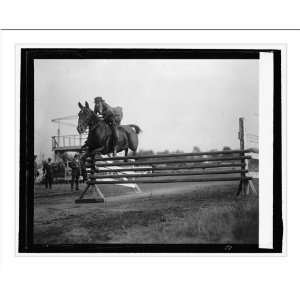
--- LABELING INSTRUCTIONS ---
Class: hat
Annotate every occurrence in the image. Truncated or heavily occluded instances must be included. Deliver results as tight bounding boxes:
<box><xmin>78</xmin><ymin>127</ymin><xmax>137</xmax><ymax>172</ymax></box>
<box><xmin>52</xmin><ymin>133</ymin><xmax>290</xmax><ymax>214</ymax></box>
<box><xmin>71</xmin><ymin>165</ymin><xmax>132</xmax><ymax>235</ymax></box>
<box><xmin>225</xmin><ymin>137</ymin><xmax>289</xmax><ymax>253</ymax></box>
<box><xmin>94</xmin><ymin>96</ymin><xmax>103</xmax><ymax>103</ymax></box>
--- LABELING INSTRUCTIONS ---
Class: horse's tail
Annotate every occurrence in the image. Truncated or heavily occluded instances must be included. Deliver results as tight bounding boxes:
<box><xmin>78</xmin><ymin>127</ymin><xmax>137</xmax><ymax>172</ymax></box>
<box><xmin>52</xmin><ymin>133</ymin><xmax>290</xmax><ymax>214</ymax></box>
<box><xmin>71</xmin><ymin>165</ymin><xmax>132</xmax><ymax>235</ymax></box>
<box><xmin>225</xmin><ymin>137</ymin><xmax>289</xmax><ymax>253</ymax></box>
<box><xmin>128</xmin><ymin>124</ymin><xmax>142</xmax><ymax>134</ymax></box>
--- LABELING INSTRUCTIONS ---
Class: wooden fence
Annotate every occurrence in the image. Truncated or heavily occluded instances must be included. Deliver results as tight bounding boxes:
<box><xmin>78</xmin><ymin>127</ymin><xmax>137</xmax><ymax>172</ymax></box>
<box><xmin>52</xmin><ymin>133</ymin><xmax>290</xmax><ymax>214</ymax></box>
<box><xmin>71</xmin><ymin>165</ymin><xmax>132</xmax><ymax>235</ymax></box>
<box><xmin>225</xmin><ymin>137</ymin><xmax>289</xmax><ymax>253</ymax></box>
<box><xmin>76</xmin><ymin>118</ymin><xmax>257</xmax><ymax>203</ymax></box>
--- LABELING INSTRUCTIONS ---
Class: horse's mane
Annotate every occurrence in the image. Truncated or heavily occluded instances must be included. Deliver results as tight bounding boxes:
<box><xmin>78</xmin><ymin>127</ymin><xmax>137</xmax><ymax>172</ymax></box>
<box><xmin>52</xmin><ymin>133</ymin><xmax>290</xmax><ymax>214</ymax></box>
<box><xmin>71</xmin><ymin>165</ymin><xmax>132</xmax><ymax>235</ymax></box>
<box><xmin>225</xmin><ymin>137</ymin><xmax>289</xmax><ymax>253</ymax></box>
<box><xmin>88</xmin><ymin>108</ymin><xmax>107</xmax><ymax>129</ymax></box>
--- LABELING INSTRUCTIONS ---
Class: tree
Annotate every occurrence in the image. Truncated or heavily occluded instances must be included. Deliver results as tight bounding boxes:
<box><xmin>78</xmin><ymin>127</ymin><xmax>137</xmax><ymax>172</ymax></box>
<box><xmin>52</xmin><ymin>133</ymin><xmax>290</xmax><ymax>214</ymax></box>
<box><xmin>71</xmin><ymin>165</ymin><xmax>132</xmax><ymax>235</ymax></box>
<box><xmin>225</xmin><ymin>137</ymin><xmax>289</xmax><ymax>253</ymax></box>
<box><xmin>220</xmin><ymin>146</ymin><xmax>232</xmax><ymax>158</ymax></box>
<box><xmin>209</xmin><ymin>149</ymin><xmax>219</xmax><ymax>158</ymax></box>
<box><xmin>222</xmin><ymin>146</ymin><xmax>231</xmax><ymax>151</ymax></box>
<box><xmin>137</xmin><ymin>149</ymin><xmax>155</xmax><ymax>162</ymax></box>
<box><xmin>157</xmin><ymin>150</ymin><xmax>170</xmax><ymax>155</ymax></box>
<box><xmin>175</xmin><ymin>149</ymin><xmax>184</xmax><ymax>154</ymax></box>
<box><xmin>192</xmin><ymin>146</ymin><xmax>201</xmax><ymax>153</ymax></box>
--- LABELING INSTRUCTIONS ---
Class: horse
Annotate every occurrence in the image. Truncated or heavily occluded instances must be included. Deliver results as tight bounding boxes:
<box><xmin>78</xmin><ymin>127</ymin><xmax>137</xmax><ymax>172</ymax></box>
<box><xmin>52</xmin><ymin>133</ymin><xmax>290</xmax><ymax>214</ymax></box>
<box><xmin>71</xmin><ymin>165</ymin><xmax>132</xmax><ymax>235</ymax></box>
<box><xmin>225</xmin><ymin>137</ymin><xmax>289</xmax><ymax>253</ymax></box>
<box><xmin>77</xmin><ymin>101</ymin><xmax>141</xmax><ymax>159</ymax></box>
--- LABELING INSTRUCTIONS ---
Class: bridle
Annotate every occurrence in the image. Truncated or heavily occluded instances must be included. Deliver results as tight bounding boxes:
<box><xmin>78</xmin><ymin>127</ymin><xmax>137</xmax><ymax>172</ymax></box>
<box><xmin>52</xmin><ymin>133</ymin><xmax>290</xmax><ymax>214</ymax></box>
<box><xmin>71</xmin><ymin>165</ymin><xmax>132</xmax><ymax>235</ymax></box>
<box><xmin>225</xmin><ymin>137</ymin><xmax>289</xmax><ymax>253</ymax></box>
<box><xmin>80</xmin><ymin>108</ymin><xmax>102</xmax><ymax>132</ymax></box>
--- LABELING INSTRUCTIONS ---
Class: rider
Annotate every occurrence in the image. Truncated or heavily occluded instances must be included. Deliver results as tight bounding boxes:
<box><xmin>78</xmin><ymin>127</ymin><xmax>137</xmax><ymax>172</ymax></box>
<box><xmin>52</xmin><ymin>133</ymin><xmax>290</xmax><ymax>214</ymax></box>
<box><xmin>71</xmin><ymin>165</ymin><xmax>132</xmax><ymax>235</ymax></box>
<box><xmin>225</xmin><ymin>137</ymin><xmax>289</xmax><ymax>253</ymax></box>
<box><xmin>94</xmin><ymin>97</ymin><xmax>123</xmax><ymax>155</ymax></box>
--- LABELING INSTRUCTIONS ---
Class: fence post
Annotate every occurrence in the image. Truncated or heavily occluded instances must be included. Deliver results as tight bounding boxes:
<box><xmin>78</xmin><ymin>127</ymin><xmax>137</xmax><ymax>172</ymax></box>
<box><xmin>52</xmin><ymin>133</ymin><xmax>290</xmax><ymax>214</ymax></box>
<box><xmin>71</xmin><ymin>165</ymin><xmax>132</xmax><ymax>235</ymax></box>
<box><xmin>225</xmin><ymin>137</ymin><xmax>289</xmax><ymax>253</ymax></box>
<box><xmin>91</xmin><ymin>154</ymin><xmax>95</xmax><ymax>185</ymax></box>
<box><xmin>237</xmin><ymin>117</ymin><xmax>247</xmax><ymax>196</ymax></box>
<box><xmin>75</xmin><ymin>153</ymin><xmax>105</xmax><ymax>203</ymax></box>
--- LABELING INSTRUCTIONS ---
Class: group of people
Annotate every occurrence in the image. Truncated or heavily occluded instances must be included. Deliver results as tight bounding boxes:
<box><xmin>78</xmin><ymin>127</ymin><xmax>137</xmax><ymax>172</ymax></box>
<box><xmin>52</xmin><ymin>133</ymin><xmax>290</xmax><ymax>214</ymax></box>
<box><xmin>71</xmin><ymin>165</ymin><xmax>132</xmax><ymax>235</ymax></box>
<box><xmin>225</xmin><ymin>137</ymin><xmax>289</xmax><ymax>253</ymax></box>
<box><xmin>35</xmin><ymin>154</ymin><xmax>83</xmax><ymax>191</ymax></box>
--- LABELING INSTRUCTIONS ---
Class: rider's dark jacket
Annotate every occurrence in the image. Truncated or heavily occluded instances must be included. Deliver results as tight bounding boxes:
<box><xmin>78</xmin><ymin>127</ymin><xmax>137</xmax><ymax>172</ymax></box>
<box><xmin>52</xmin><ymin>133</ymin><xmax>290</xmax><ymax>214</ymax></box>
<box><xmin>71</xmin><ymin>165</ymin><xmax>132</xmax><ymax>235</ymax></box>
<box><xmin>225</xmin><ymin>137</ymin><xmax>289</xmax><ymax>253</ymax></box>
<box><xmin>94</xmin><ymin>101</ymin><xmax>123</xmax><ymax>125</ymax></box>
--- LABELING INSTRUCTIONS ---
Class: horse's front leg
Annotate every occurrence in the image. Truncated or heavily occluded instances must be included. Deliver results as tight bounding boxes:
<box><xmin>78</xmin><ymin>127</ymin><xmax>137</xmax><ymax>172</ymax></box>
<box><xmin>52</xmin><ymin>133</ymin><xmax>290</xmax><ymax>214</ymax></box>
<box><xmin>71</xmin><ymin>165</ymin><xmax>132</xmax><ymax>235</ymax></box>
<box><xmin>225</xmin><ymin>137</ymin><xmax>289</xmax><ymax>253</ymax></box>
<box><xmin>80</xmin><ymin>151</ymin><xmax>89</xmax><ymax>162</ymax></box>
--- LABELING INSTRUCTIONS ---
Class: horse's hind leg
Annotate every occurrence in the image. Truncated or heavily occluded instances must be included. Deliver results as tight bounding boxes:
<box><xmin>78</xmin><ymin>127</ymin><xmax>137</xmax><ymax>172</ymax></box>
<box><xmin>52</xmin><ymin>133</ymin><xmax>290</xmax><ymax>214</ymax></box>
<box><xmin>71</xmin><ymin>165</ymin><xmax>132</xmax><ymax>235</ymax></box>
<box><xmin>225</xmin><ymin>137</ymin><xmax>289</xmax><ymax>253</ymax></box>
<box><xmin>124</xmin><ymin>148</ymin><xmax>128</xmax><ymax>162</ymax></box>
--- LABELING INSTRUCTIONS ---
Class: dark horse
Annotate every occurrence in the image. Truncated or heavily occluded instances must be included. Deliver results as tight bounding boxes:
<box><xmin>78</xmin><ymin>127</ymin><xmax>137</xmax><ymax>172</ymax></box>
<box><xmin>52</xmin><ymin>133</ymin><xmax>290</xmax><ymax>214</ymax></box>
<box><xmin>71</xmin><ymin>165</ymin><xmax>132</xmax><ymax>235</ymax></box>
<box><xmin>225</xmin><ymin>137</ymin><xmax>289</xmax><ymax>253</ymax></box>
<box><xmin>77</xmin><ymin>101</ymin><xmax>141</xmax><ymax>159</ymax></box>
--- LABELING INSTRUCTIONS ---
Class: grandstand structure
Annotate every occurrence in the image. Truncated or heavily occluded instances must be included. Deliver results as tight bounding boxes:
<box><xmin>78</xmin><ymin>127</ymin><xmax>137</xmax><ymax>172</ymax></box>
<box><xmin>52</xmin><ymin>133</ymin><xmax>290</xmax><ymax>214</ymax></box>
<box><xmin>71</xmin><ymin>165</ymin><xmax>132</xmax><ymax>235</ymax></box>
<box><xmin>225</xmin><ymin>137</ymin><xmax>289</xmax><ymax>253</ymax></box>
<box><xmin>51</xmin><ymin>115</ymin><xmax>87</xmax><ymax>161</ymax></box>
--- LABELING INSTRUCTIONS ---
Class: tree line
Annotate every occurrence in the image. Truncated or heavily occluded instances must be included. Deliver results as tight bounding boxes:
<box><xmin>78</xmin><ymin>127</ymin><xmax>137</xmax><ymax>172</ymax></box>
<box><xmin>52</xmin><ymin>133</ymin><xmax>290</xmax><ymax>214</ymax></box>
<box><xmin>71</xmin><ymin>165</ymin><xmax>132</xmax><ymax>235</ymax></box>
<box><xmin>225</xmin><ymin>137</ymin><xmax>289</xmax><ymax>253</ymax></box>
<box><xmin>135</xmin><ymin>146</ymin><xmax>241</xmax><ymax>163</ymax></box>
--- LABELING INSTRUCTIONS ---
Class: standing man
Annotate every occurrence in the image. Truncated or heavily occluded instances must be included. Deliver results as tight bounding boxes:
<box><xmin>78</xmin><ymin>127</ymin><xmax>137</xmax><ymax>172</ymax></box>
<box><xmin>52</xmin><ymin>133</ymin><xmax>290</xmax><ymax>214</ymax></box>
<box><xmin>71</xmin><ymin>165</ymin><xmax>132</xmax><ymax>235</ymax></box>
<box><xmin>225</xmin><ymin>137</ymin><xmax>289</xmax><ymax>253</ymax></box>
<box><xmin>43</xmin><ymin>158</ymin><xmax>54</xmax><ymax>189</ymax></box>
<box><xmin>70</xmin><ymin>154</ymin><xmax>81</xmax><ymax>191</ymax></box>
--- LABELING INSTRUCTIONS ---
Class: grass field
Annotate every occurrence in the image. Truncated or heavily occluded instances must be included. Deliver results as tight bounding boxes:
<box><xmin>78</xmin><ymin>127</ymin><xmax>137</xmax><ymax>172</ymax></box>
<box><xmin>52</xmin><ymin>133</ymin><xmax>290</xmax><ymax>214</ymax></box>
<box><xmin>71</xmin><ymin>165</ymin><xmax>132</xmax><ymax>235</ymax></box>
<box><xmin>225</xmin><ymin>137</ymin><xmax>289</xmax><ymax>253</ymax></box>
<box><xmin>34</xmin><ymin>180</ymin><xmax>258</xmax><ymax>245</ymax></box>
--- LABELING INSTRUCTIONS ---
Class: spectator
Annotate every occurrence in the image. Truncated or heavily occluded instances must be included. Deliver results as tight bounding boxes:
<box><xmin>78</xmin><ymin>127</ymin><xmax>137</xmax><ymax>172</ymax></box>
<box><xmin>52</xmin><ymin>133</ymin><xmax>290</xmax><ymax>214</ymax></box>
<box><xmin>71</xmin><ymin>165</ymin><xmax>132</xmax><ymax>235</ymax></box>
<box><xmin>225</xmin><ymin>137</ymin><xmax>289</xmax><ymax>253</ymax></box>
<box><xmin>43</xmin><ymin>158</ymin><xmax>54</xmax><ymax>189</ymax></box>
<box><xmin>70</xmin><ymin>154</ymin><xmax>81</xmax><ymax>190</ymax></box>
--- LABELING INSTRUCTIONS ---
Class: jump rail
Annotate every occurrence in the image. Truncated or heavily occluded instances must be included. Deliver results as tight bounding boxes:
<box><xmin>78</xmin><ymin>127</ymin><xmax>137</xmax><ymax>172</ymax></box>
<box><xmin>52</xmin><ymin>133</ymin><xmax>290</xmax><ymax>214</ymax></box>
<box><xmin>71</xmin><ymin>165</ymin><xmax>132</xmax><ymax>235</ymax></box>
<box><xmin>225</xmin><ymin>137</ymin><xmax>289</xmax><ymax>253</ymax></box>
<box><xmin>87</xmin><ymin>177</ymin><xmax>250</xmax><ymax>185</ymax></box>
<box><xmin>87</xmin><ymin>149</ymin><xmax>251</xmax><ymax>161</ymax></box>
<box><xmin>86</xmin><ymin>156</ymin><xmax>251</xmax><ymax>166</ymax></box>
<box><xmin>75</xmin><ymin>118</ymin><xmax>257</xmax><ymax>203</ymax></box>
<box><xmin>85</xmin><ymin>162</ymin><xmax>244</xmax><ymax>173</ymax></box>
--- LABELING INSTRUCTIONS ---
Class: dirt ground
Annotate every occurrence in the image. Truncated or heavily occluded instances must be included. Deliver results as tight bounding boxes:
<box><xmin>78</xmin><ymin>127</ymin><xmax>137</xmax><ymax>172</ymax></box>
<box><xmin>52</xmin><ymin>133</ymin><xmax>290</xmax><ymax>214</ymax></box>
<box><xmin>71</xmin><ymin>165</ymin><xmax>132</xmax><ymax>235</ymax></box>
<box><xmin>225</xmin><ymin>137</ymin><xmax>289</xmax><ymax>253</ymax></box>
<box><xmin>34</xmin><ymin>180</ymin><xmax>259</xmax><ymax>245</ymax></box>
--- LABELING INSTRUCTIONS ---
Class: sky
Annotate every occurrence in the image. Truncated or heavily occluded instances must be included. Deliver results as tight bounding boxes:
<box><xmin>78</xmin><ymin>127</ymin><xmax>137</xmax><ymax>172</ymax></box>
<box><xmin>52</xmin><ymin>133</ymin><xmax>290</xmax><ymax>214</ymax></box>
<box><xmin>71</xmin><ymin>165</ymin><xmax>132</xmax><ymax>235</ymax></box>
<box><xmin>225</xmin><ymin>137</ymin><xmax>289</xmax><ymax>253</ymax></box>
<box><xmin>34</xmin><ymin>59</ymin><xmax>259</xmax><ymax>159</ymax></box>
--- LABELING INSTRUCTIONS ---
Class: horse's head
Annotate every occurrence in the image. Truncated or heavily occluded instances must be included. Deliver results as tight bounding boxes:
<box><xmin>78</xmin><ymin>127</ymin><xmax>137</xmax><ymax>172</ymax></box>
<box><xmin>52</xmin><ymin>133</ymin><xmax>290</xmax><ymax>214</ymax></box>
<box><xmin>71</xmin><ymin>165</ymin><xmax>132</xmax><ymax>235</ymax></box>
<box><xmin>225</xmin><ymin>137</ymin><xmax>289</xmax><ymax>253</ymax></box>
<box><xmin>77</xmin><ymin>101</ymin><xmax>94</xmax><ymax>134</ymax></box>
